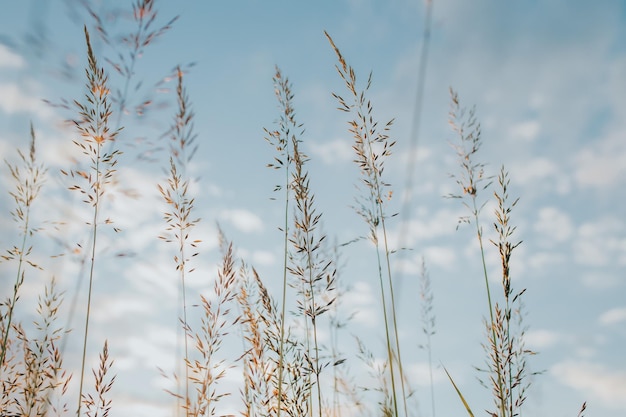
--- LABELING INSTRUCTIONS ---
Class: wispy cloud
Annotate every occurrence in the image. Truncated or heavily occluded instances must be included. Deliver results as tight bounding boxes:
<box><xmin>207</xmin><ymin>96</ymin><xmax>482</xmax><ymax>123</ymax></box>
<box><xmin>0</xmin><ymin>82</ymin><xmax>54</xmax><ymax>120</ymax></box>
<box><xmin>508</xmin><ymin>119</ymin><xmax>541</xmax><ymax>142</ymax></box>
<box><xmin>533</xmin><ymin>206</ymin><xmax>574</xmax><ymax>246</ymax></box>
<box><xmin>599</xmin><ymin>307</ymin><xmax>626</xmax><ymax>325</ymax></box>
<box><xmin>307</xmin><ymin>137</ymin><xmax>353</xmax><ymax>165</ymax></box>
<box><xmin>574</xmin><ymin>129</ymin><xmax>626</xmax><ymax>188</ymax></box>
<box><xmin>573</xmin><ymin>216</ymin><xmax>626</xmax><ymax>266</ymax></box>
<box><xmin>525</xmin><ymin>329</ymin><xmax>562</xmax><ymax>350</ymax></box>
<box><xmin>552</xmin><ymin>360</ymin><xmax>626</xmax><ymax>410</ymax></box>
<box><xmin>218</xmin><ymin>208</ymin><xmax>264</xmax><ymax>233</ymax></box>
<box><xmin>0</xmin><ymin>44</ymin><xmax>24</xmax><ymax>68</ymax></box>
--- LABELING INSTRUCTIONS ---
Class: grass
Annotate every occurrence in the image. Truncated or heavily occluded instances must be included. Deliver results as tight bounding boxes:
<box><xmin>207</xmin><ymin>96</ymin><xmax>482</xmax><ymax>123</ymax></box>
<box><xmin>0</xmin><ymin>2</ymin><xmax>588</xmax><ymax>417</ymax></box>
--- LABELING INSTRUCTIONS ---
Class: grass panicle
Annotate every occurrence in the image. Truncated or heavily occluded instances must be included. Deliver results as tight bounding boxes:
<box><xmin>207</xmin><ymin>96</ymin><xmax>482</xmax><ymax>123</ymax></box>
<box><xmin>86</xmin><ymin>0</ymin><xmax>179</xmax><ymax>126</ymax></box>
<box><xmin>278</xmin><ymin>68</ymin><xmax>338</xmax><ymax>417</ymax></box>
<box><xmin>446</xmin><ymin>93</ymin><xmax>547</xmax><ymax>417</ymax></box>
<box><xmin>64</xmin><ymin>26</ymin><xmax>122</xmax><ymax>416</ymax></box>
<box><xmin>1</xmin><ymin>123</ymin><xmax>47</xmax><ymax>372</ymax></box>
<box><xmin>325</xmin><ymin>31</ymin><xmax>406</xmax><ymax>416</ymax></box>
<box><xmin>81</xmin><ymin>340</ymin><xmax>115</xmax><ymax>417</ymax></box>
<box><xmin>238</xmin><ymin>263</ymin><xmax>273</xmax><ymax>417</ymax></box>
<box><xmin>2</xmin><ymin>278</ymin><xmax>70</xmax><ymax>416</ymax></box>
<box><xmin>418</xmin><ymin>258</ymin><xmax>436</xmax><ymax>417</ymax></box>
<box><xmin>238</xmin><ymin>266</ymin><xmax>313</xmax><ymax>417</ymax></box>
<box><xmin>477</xmin><ymin>166</ymin><xmax>532</xmax><ymax>417</ymax></box>
<box><xmin>157</xmin><ymin>68</ymin><xmax>201</xmax><ymax>415</ymax></box>
<box><xmin>264</xmin><ymin>66</ymin><xmax>297</xmax><ymax>417</ymax></box>
<box><xmin>181</xmin><ymin>236</ymin><xmax>237</xmax><ymax>417</ymax></box>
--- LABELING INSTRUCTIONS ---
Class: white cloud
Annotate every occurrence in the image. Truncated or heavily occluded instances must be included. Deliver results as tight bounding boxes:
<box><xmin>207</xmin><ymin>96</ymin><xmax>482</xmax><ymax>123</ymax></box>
<box><xmin>533</xmin><ymin>206</ymin><xmax>573</xmax><ymax>246</ymax></box>
<box><xmin>0</xmin><ymin>83</ymin><xmax>54</xmax><ymax>120</ymax></box>
<box><xmin>508</xmin><ymin>120</ymin><xmax>540</xmax><ymax>142</ymax></box>
<box><xmin>406</xmin><ymin>361</ymin><xmax>445</xmax><ymax>387</ymax></box>
<box><xmin>219</xmin><ymin>208</ymin><xmax>263</xmax><ymax>233</ymax></box>
<box><xmin>509</xmin><ymin>157</ymin><xmax>565</xmax><ymax>191</ymax></box>
<box><xmin>393</xmin><ymin>246</ymin><xmax>455</xmax><ymax>274</ymax></box>
<box><xmin>599</xmin><ymin>307</ymin><xmax>626</xmax><ymax>325</ymax></box>
<box><xmin>581</xmin><ymin>272</ymin><xmax>622</xmax><ymax>289</ymax></box>
<box><xmin>92</xmin><ymin>296</ymin><xmax>155</xmax><ymax>322</ymax></box>
<box><xmin>573</xmin><ymin>217</ymin><xmax>626</xmax><ymax>266</ymax></box>
<box><xmin>423</xmin><ymin>246</ymin><xmax>456</xmax><ymax>270</ymax></box>
<box><xmin>389</xmin><ymin>207</ymin><xmax>459</xmax><ymax>249</ymax></box>
<box><xmin>341</xmin><ymin>280</ymin><xmax>378</xmax><ymax>327</ymax></box>
<box><xmin>552</xmin><ymin>361</ymin><xmax>626</xmax><ymax>410</ymax></box>
<box><xmin>252</xmin><ymin>250</ymin><xmax>275</xmax><ymax>266</ymax></box>
<box><xmin>307</xmin><ymin>138</ymin><xmax>353</xmax><ymax>165</ymax></box>
<box><xmin>0</xmin><ymin>44</ymin><xmax>25</xmax><ymax>68</ymax></box>
<box><xmin>574</xmin><ymin>129</ymin><xmax>626</xmax><ymax>188</ymax></box>
<box><xmin>525</xmin><ymin>329</ymin><xmax>561</xmax><ymax>349</ymax></box>
<box><xmin>527</xmin><ymin>250</ymin><xmax>566</xmax><ymax>270</ymax></box>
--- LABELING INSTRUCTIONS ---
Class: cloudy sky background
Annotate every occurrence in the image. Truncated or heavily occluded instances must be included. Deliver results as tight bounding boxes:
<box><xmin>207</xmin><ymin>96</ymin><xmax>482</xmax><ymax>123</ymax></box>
<box><xmin>1</xmin><ymin>1</ymin><xmax>625</xmax><ymax>416</ymax></box>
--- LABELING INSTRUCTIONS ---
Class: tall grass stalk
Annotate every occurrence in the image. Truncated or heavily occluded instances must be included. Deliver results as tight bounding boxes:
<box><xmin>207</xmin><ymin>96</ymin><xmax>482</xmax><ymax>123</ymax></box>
<box><xmin>1</xmin><ymin>123</ymin><xmax>47</xmax><ymax>372</ymax></box>
<box><xmin>446</xmin><ymin>88</ymin><xmax>504</xmax><ymax>412</ymax></box>
<box><xmin>158</xmin><ymin>66</ymin><xmax>201</xmax><ymax>416</ymax></box>
<box><xmin>483</xmin><ymin>166</ymin><xmax>529</xmax><ymax>417</ymax></box>
<box><xmin>447</xmin><ymin>92</ymin><xmax>537</xmax><ymax>417</ymax></box>
<box><xmin>65</xmin><ymin>27</ymin><xmax>121</xmax><ymax>415</ymax></box>
<box><xmin>282</xmin><ymin>69</ymin><xmax>337</xmax><ymax>417</ymax></box>
<box><xmin>264</xmin><ymin>67</ymin><xmax>295</xmax><ymax>417</ymax></box>
<box><xmin>325</xmin><ymin>31</ymin><xmax>406</xmax><ymax>416</ymax></box>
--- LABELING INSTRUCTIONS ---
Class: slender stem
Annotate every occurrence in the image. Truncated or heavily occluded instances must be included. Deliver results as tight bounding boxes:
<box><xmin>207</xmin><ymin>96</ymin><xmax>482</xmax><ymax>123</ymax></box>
<box><xmin>179</xmin><ymin>238</ymin><xmax>189</xmax><ymax>416</ymax></box>
<box><xmin>276</xmin><ymin>150</ymin><xmax>289</xmax><ymax>417</ymax></box>
<box><xmin>427</xmin><ymin>330</ymin><xmax>435</xmax><ymax>417</ymax></box>
<box><xmin>471</xmin><ymin>199</ymin><xmax>505</xmax><ymax>416</ymax></box>
<box><xmin>0</xmin><ymin>210</ymin><xmax>29</xmax><ymax>371</ymax></box>
<box><xmin>77</xmin><ymin>144</ymin><xmax>102</xmax><ymax>416</ymax></box>
<box><xmin>304</xmin><ymin>226</ymin><xmax>322</xmax><ymax>417</ymax></box>
<box><xmin>380</xmin><ymin>213</ymin><xmax>408</xmax><ymax>416</ymax></box>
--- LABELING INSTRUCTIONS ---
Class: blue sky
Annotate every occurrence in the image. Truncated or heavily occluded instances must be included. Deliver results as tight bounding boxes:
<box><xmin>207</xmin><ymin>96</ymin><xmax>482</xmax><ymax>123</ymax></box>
<box><xmin>1</xmin><ymin>1</ymin><xmax>625</xmax><ymax>416</ymax></box>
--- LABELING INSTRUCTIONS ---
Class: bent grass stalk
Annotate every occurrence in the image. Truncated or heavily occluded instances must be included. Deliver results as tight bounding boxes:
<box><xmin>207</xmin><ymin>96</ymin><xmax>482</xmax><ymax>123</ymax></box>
<box><xmin>65</xmin><ymin>26</ymin><xmax>121</xmax><ymax>415</ymax></box>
